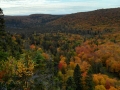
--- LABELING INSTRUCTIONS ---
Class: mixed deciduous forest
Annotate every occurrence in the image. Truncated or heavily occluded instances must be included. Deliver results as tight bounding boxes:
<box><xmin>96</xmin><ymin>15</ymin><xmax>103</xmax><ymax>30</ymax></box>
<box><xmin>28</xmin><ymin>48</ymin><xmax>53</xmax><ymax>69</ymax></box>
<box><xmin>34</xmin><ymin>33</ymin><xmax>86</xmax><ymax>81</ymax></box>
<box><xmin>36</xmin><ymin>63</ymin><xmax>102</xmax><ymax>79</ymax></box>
<box><xmin>0</xmin><ymin>8</ymin><xmax>120</xmax><ymax>90</ymax></box>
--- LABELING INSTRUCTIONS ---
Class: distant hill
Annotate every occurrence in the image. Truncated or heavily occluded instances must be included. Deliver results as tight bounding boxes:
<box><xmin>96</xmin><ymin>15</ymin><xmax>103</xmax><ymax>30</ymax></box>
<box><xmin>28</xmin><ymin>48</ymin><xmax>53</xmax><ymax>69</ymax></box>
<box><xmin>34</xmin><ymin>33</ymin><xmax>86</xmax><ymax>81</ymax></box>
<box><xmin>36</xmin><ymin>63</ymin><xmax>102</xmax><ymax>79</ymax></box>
<box><xmin>5</xmin><ymin>14</ymin><xmax>63</xmax><ymax>33</ymax></box>
<box><xmin>5</xmin><ymin>8</ymin><xmax>120</xmax><ymax>34</ymax></box>
<box><xmin>48</xmin><ymin>8</ymin><xmax>120</xmax><ymax>31</ymax></box>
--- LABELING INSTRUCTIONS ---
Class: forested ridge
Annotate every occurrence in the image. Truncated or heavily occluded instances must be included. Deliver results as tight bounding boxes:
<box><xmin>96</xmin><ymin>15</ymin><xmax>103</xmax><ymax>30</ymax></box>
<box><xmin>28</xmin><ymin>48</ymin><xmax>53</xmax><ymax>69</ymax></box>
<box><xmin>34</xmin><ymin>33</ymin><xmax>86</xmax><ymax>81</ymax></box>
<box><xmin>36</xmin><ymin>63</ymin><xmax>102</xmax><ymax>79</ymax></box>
<box><xmin>0</xmin><ymin>8</ymin><xmax>120</xmax><ymax>90</ymax></box>
<box><xmin>5</xmin><ymin>8</ymin><xmax>120</xmax><ymax>34</ymax></box>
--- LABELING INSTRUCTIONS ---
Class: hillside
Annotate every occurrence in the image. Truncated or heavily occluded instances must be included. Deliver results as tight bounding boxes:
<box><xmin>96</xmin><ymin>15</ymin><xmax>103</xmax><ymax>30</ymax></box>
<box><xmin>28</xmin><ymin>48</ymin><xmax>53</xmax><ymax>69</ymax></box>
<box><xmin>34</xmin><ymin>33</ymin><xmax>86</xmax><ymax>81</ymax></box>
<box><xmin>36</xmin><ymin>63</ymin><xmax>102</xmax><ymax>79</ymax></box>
<box><xmin>5</xmin><ymin>8</ymin><xmax>120</xmax><ymax>33</ymax></box>
<box><xmin>1</xmin><ymin>7</ymin><xmax>120</xmax><ymax>90</ymax></box>
<box><xmin>5</xmin><ymin>14</ymin><xmax>63</xmax><ymax>33</ymax></box>
<box><xmin>48</xmin><ymin>8</ymin><xmax>120</xmax><ymax>31</ymax></box>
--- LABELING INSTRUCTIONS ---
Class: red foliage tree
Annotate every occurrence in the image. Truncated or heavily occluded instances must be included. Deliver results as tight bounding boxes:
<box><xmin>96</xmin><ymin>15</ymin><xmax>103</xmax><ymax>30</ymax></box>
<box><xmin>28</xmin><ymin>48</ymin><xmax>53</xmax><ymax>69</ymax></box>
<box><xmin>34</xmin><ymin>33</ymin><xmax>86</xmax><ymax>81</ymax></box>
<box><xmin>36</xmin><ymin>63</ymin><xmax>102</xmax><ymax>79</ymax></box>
<box><xmin>105</xmin><ymin>80</ymin><xmax>111</xmax><ymax>90</ymax></box>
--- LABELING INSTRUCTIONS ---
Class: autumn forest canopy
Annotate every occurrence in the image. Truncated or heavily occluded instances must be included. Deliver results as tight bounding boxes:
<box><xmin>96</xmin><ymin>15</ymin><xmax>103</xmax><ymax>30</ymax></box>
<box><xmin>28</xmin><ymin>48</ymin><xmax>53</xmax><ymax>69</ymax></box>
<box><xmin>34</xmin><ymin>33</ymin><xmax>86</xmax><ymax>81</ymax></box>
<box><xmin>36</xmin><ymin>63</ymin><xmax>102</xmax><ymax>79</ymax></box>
<box><xmin>0</xmin><ymin>8</ymin><xmax>120</xmax><ymax>90</ymax></box>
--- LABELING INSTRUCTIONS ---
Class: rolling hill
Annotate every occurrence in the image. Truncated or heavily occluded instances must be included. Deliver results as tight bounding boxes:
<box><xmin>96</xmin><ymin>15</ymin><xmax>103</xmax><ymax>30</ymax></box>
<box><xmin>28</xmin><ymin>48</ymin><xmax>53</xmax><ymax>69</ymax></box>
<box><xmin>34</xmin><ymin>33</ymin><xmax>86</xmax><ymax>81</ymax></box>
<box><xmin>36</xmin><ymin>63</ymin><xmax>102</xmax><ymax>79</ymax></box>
<box><xmin>5</xmin><ymin>8</ymin><xmax>120</xmax><ymax>33</ymax></box>
<box><xmin>5</xmin><ymin>14</ymin><xmax>63</xmax><ymax>33</ymax></box>
<box><xmin>48</xmin><ymin>8</ymin><xmax>120</xmax><ymax>31</ymax></box>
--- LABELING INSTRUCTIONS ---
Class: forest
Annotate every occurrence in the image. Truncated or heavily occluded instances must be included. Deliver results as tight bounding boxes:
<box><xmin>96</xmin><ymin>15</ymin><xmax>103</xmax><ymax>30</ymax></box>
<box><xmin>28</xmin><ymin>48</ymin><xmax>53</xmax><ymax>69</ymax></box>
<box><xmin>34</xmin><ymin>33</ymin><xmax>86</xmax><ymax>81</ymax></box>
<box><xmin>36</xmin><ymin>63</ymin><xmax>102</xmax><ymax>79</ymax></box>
<box><xmin>0</xmin><ymin>8</ymin><xmax>120</xmax><ymax>90</ymax></box>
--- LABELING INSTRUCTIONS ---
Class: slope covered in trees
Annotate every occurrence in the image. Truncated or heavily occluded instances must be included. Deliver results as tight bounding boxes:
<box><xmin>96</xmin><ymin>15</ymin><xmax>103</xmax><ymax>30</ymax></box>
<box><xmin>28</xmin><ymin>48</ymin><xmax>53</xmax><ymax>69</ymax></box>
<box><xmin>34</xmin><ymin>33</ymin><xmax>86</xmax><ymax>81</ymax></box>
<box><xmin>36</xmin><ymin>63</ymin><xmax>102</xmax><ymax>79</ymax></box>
<box><xmin>49</xmin><ymin>8</ymin><xmax>120</xmax><ymax>31</ymax></box>
<box><xmin>4</xmin><ymin>8</ymin><xmax>120</xmax><ymax>34</ymax></box>
<box><xmin>5</xmin><ymin>14</ymin><xmax>63</xmax><ymax>33</ymax></box>
<box><xmin>0</xmin><ymin>8</ymin><xmax>120</xmax><ymax>90</ymax></box>
<box><xmin>1</xmin><ymin>32</ymin><xmax>120</xmax><ymax>90</ymax></box>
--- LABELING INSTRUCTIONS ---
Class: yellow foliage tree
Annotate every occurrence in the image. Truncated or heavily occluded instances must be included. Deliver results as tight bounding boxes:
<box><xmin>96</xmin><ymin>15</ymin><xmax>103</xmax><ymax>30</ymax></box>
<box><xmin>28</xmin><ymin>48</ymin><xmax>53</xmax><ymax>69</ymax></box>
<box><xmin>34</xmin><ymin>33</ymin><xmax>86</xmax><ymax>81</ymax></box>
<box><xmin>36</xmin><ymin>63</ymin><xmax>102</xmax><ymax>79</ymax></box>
<box><xmin>95</xmin><ymin>85</ymin><xmax>106</xmax><ymax>90</ymax></box>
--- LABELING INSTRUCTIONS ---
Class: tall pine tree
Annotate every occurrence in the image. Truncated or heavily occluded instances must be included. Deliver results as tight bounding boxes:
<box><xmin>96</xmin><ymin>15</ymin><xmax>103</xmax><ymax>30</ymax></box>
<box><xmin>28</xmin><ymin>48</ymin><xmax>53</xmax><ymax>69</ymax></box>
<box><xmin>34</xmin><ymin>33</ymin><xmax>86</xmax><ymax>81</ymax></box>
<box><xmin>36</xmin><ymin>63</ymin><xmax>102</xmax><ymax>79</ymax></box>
<box><xmin>0</xmin><ymin>8</ymin><xmax>6</xmax><ymax>49</ymax></box>
<box><xmin>0</xmin><ymin>8</ymin><xmax>8</xmax><ymax>61</ymax></box>
<box><xmin>85</xmin><ymin>68</ymin><xmax>94</xmax><ymax>90</ymax></box>
<box><xmin>0</xmin><ymin>8</ymin><xmax>22</xmax><ymax>60</ymax></box>
<box><xmin>66</xmin><ymin>76</ymin><xmax>76</xmax><ymax>90</ymax></box>
<box><xmin>73</xmin><ymin>64</ymin><xmax>82</xmax><ymax>90</ymax></box>
<box><xmin>0</xmin><ymin>8</ymin><xmax>5</xmax><ymax>33</ymax></box>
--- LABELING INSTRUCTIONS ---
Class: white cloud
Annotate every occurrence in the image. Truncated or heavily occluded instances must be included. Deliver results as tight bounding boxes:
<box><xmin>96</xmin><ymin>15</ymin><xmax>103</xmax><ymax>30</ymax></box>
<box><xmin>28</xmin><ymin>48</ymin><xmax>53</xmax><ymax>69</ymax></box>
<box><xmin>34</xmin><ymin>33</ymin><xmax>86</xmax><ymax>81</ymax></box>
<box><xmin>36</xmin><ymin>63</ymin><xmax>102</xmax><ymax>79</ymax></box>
<box><xmin>0</xmin><ymin>0</ymin><xmax>120</xmax><ymax>15</ymax></box>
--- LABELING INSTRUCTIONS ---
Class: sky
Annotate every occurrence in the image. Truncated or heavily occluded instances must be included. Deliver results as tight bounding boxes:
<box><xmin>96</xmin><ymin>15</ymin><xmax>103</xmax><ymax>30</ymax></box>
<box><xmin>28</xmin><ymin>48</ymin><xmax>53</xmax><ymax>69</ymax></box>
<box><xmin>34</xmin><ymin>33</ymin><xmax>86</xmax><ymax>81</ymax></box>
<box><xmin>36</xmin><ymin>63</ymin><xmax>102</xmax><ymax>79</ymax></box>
<box><xmin>0</xmin><ymin>0</ymin><xmax>120</xmax><ymax>15</ymax></box>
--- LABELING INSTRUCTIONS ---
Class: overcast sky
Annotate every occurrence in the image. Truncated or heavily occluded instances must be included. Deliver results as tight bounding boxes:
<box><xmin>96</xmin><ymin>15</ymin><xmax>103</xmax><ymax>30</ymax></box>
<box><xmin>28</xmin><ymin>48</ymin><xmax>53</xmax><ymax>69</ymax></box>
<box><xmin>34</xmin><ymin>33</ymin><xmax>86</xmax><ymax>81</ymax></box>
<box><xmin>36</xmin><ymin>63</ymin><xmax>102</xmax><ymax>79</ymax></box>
<box><xmin>0</xmin><ymin>0</ymin><xmax>120</xmax><ymax>15</ymax></box>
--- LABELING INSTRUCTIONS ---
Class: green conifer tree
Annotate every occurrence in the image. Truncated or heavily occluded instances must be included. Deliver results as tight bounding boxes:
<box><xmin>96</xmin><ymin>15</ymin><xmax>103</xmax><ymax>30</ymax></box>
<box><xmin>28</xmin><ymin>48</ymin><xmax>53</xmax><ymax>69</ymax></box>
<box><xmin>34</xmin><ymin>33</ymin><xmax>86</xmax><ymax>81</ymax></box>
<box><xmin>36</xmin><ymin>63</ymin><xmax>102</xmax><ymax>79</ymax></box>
<box><xmin>0</xmin><ymin>8</ymin><xmax>5</xmax><ymax>33</ymax></box>
<box><xmin>0</xmin><ymin>8</ymin><xmax>22</xmax><ymax>59</ymax></box>
<box><xmin>85</xmin><ymin>68</ymin><xmax>94</xmax><ymax>90</ymax></box>
<box><xmin>73</xmin><ymin>64</ymin><xmax>82</xmax><ymax>90</ymax></box>
<box><xmin>0</xmin><ymin>8</ymin><xmax>8</xmax><ymax>61</ymax></box>
<box><xmin>0</xmin><ymin>8</ymin><xmax>6</xmax><ymax>48</ymax></box>
<box><xmin>66</xmin><ymin>76</ymin><xmax>76</xmax><ymax>90</ymax></box>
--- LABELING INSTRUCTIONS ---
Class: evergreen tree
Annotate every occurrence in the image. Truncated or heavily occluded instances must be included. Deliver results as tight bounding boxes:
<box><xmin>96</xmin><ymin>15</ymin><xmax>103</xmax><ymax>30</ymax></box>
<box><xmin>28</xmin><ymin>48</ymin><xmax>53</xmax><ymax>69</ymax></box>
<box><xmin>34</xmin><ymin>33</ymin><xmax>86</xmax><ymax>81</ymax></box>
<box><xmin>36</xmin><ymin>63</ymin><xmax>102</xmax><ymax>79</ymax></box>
<box><xmin>85</xmin><ymin>68</ymin><xmax>94</xmax><ymax>90</ymax></box>
<box><xmin>66</xmin><ymin>77</ymin><xmax>76</xmax><ymax>90</ymax></box>
<box><xmin>73</xmin><ymin>64</ymin><xmax>82</xmax><ymax>90</ymax></box>
<box><xmin>0</xmin><ymin>8</ymin><xmax>6</xmax><ymax>50</ymax></box>
<box><xmin>0</xmin><ymin>8</ymin><xmax>22</xmax><ymax>59</ymax></box>
<box><xmin>0</xmin><ymin>8</ymin><xmax>8</xmax><ymax>61</ymax></box>
<box><xmin>0</xmin><ymin>8</ymin><xmax>5</xmax><ymax>33</ymax></box>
